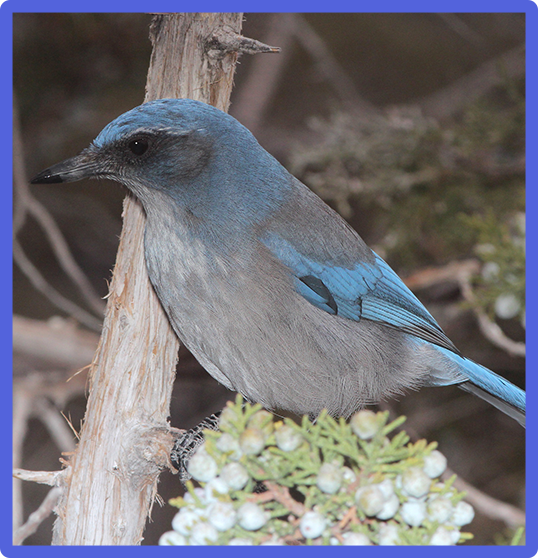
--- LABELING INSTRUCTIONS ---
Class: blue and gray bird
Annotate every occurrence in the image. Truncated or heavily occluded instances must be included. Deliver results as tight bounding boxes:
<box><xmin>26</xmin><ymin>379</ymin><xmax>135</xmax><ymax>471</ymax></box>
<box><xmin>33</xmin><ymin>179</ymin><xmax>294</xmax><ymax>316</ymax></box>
<box><xmin>32</xmin><ymin>99</ymin><xmax>525</xmax><ymax>426</ymax></box>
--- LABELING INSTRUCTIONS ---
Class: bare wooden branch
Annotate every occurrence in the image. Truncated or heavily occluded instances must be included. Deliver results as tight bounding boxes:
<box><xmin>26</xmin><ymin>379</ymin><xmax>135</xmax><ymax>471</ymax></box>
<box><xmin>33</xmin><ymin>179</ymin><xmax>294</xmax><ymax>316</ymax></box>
<box><xmin>13</xmin><ymin>487</ymin><xmax>62</xmax><ymax>546</ymax></box>
<box><xmin>13</xmin><ymin>240</ymin><xmax>103</xmax><ymax>332</ymax></box>
<box><xmin>207</xmin><ymin>26</ymin><xmax>280</xmax><ymax>56</ymax></box>
<box><xmin>13</xmin><ymin>315</ymin><xmax>98</xmax><ymax>370</ymax></box>
<box><xmin>34</xmin><ymin>398</ymin><xmax>78</xmax><ymax>454</ymax></box>
<box><xmin>436</xmin><ymin>14</ymin><xmax>486</xmax><ymax>46</ymax></box>
<box><xmin>13</xmin><ymin>469</ymin><xmax>65</xmax><ymax>486</ymax></box>
<box><xmin>232</xmin><ymin>13</ymin><xmax>295</xmax><ymax>135</ymax></box>
<box><xmin>51</xmin><ymin>13</ymin><xmax>246</xmax><ymax>545</ymax></box>
<box><xmin>458</xmin><ymin>269</ymin><xmax>525</xmax><ymax>358</ymax></box>
<box><xmin>13</xmin><ymin>388</ymin><xmax>31</xmax><ymax>532</ymax></box>
<box><xmin>293</xmin><ymin>14</ymin><xmax>378</xmax><ymax>116</ymax></box>
<box><xmin>403</xmin><ymin>259</ymin><xmax>480</xmax><ymax>291</ymax></box>
<box><xmin>417</xmin><ymin>44</ymin><xmax>525</xmax><ymax>120</ymax></box>
<box><xmin>13</xmin><ymin>103</ymin><xmax>105</xmax><ymax>317</ymax></box>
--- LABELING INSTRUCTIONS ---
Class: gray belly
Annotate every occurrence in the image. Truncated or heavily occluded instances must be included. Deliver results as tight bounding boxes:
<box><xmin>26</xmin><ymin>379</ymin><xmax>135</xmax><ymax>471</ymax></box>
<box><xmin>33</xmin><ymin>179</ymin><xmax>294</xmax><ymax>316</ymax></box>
<box><xmin>143</xmin><ymin>227</ymin><xmax>428</xmax><ymax>418</ymax></box>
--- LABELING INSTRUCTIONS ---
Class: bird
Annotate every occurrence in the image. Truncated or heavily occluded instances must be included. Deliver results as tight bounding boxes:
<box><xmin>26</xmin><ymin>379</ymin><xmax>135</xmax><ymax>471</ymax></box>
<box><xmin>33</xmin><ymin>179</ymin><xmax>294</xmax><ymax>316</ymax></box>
<box><xmin>31</xmin><ymin>98</ymin><xmax>525</xmax><ymax>427</ymax></box>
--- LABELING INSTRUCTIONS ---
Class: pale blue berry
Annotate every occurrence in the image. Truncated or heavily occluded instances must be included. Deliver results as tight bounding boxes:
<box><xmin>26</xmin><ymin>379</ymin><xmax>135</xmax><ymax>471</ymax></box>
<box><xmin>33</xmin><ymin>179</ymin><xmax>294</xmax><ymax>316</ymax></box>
<box><xmin>187</xmin><ymin>450</ymin><xmax>218</xmax><ymax>483</ymax></box>
<box><xmin>376</xmin><ymin>493</ymin><xmax>400</xmax><ymax>520</ymax></box>
<box><xmin>247</xmin><ymin>410</ymin><xmax>274</xmax><ymax>436</ymax></box>
<box><xmin>183</xmin><ymin>487</ymin><xmax>205</xmax><ymax>504</ymax></box>
<box><xmin>221</xmin><ymin>462</ymin><xmax>249</xmax><ymax>491</ymax></box>
<box><xmin>158</xmin><ymin>530</ymin><xmax>187</xmax><ymax>545</ymax></box>
<box><xmin>216</xmin><ymin>433</ymin><xmax>242</xmax><ymax>460</ymax></box>
<box><xmin>239</xmin><ymin>427</ymin><xmax>266</xmax><ymax>455</ymax></box>
<box><xmin>430</xmin><ymin>527</ymin><xmax>455</xmax><ymax>545</ymax></box>
<box><xmin>451</xmin><ymin>501</ymin><xmax>475</xmax><ymax>526</ymax></box>
<box><xmin>377</xmin><ymin>478</ymin><xmax>395</xmax><ymax>500</ymax></box>
<box><xmin>341</xmin><ymin>467</ymin><xmax>356</xmax><ymax>484</ymax></box>
<box><xmin>208</xmin><ymin>501</ymin><xmax>237</xmax><ymax>532</ymax></box>
<box><xmin>237</xmin><ymin>502</ymin><xmax>268</xmax><ymax>531</ymax></box>
<box><xmin>299</xmin><ymin>511</ymin><xmax>326</xmax><ymax>539</ymax></box>
<box><xmin>401</xmin><ymin>467</ymin><xmax>431</xmax><ymax>498</ymax></box>
<box><xmin>481</xmin><ymin>261</ymin><xmax>500</xmax><ymax>281</ymax></box>
<box><xmin>261</xmin><ymin>537</ymin><xmax>285</xmax><ymax>545</ymax></box>
<box><xmin>495</xmin><ymin>293</ymin><xmax>520</xmax><ymax>319</ymax></box>
<box><xmin>355</xmin><ymin>485</ymin><xmax>385</xmax><ymax>516</ymax></box>
<box><xmin>275</xmin><ymin>425</ymin><xmax>303</xmax><ymax>452</ymax></box>
<box><xmin>228</xmin><ymin>538</ymin><xmax>254</xmax><ymax>545</ymax></box>
<box><xmin>342</xmin><ymin>532</ymin><xmax>371</xmax><ymax>545</ymax></box>
<box><xmin>350</xmin><ymin>410</ymin><xmax>381</xmax><ymax>439</ymax></box>
<box><xmin>189</xmin><ymin>522</ymin><xmax>218</xmax><ymax>545</ymax></box>
<box><xmin>401</xmin><ymin>500</ymin><xmax>426</xmax><ymax>526</ymax></box>
<box><xmin>317</xmin><ymin>463</ymin><xmax>342</xmax><ymax>494</ymax></box>
<box><xmin>218</xmin><ymin>407</ymin><xmax>237</xmax><ymax>430</ymax></box>
<box><xmin>172</xmin><ymin>509</ymin><xmax>199</xmax><ymax>536</ymax></box>
<box><xmin>378</xmin><ymin>523</ymin><xmax>399</xmax><ymax>545</ymax></box>
<box><xmin>427</xmin><ymin>497</ymin><xmax>453</xmax><ymax>523</ymax></box>
<box><xmin>204</xmin><ymin>477</ymin><xmax>229</xmax><ymax>502</ymax></box>
<box><xmin>423</xmin><ymin>450</ymin><xmax>447</xmax><ymax>478</ymax></box>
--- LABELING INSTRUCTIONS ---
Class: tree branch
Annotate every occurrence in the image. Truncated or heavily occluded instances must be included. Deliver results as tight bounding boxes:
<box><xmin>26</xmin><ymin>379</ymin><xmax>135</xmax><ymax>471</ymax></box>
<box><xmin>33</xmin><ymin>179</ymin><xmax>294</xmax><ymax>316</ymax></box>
<box><xmin>13</xmin><ymin>102</ymin><xmax>105</xmax><ymax>318</ymax></box>
<box><xmin>417</xmin><ymin>44</ymin><xmax>525</xmax><ymax>120</ymax></box>
<box><xmin>13</xmin><ymin>487</ymin><xmax>63</xmax><ymax>546</ymax></box>
<box><xmin>50</xmin><ymin>13</ymin><xmax>250</xmax><ymax>545</ymax></box>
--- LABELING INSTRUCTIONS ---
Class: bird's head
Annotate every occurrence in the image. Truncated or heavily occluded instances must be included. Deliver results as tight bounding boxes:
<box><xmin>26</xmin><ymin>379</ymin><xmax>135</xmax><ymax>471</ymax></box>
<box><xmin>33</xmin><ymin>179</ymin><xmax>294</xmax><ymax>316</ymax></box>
<box><xmin>31</xmin><ymin>99</ymin><xmax>286</xmax><ymax>218</ymax></box>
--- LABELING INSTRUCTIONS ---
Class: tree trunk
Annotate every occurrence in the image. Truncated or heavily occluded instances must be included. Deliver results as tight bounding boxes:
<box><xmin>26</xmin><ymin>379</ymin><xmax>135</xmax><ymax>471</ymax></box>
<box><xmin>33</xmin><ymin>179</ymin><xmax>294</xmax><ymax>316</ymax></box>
<box><xmin>52</xmin><ymin>13</ymin><xmax>243</xmax><ymax>545</ymax></box>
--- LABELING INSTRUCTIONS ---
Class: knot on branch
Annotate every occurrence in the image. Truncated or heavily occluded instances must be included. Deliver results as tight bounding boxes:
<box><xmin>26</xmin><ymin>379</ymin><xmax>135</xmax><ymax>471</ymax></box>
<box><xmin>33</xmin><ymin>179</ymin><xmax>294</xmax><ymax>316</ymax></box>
<box><xmin>118</xmin><ymin>424</ymin><xmax>176</xmax><ymax>490</ymax></box>
<box><xmin>206</xmin><ymin>27</ymin><xmax>280</xmax><ymax>59</ymax></box>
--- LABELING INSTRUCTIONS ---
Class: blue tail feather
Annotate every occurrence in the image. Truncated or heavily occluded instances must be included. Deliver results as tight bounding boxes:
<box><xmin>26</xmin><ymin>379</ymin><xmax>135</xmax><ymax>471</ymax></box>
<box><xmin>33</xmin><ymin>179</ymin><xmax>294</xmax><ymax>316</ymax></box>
<box><xmin>434</xmin><ymin>346</ymin><xmax>525</xmax><ymax>426</ymax></box>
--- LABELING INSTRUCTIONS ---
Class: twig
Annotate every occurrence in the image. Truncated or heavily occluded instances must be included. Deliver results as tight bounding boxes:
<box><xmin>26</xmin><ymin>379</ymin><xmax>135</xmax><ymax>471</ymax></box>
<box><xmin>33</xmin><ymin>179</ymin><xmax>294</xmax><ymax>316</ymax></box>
<box><xmin>256</xmin><ymin>481</ymin><xmax>306</xmax><ymax>517</ymax></box>
<box><xmin>437</xmin><ymin>14</ymin><xmax>486</xmax><ymax>46</ymax></box>
<box><xmin>338</xmin><ymin>505</ymin><xmax>358</xmax><ymax>529</ymax></box>
<box><xmin>13</xmin><ymin>469</ymin><xmax>64</xmax><ymax>485</ymax></box>
<box><xmin>232</xmin><ymin>13</ymin><xmax>296</xmax><ymax>135</ymax></box>
<box><xmin>34</xmin><ymin>398</ymin><xmax>77</xmax><ymax>454</ymax></box>
<box><xmin>12</xmin><ymin>319</ymin><xmax>93</xmax><ymax>533</ymax></box>
<box><xmin>26</xmin><ymin>195</ymin><xmax>106</xmax><ymax>316</ymax></box>
<box><xmin>14</xmin><ymin>103</ymin><xmax>106</xmax><ymax>317</ymax></box>
<box><xmin>13</xmin><ymin>487</ymin><xmax>62</xmax><ymax>545</ymax></box>
<box><xmin>403</xmin><ymin>259</ymin><xmax>480</xmax><ymax>291</ymax></box>
<box><xmin>13</xmin><ymin>314</ymin><xmax>98</xmax><ymax>370</ymax></box>
<box><xmin>207</xmin><ymin>26</ymin><xmax>280</xmax><ymax>57</ymax></box>
<box><xmin>13</xmin><ymin>239</ymin><xmax>102</xmax><ymax>332</ymax></box>
<box><xmin>13</xmin><ymin>388</ymin><xmax>32</xmax><ymax>532</ymax></box>
<box><xmin>404</xmin><ymin>259</ymin><xmax>525</xmax><ymax>358</ymax></box>
<box><xmin>13</xmin><ymin>99</ymin><xmax>29</xmax><ymax>236</ymax></box>
<box><xmin>417</xmin><ymin>44</ymin><xmax>525</xmax><ymax>119</ymax></box>
<box><xmin>293</xmin><ymin>14</ymin><xmax>378</xmax><ymax>116</ymax></box>
<box><xmin>458</xmin><ymin>271</ymin><xmax>525</xmax><ymax>358</ymax></box>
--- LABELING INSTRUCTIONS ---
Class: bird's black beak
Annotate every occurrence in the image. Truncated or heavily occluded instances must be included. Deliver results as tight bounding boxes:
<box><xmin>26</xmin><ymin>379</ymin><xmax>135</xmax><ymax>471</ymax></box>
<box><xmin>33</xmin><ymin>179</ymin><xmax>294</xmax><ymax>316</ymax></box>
<box><xmin>30</xmin><ymin>147</ymin><xmax>102</xmax><ymax>184</ymax></box>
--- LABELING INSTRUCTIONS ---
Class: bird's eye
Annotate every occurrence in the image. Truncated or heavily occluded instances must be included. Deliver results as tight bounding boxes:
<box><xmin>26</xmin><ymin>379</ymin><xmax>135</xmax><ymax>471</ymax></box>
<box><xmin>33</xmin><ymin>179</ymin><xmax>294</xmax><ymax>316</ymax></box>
<box><xmin>128</xmin><ymin>138</ymin><xmax>149</xmax><ymax>156</ymax></box>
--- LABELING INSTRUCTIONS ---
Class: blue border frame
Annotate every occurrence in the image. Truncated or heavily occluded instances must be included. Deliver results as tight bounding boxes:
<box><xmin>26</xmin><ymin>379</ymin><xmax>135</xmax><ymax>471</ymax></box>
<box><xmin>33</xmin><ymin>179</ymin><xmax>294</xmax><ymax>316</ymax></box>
<box><xmin>3</xmin><ymin>2</ymin><xmax>535</xmax><ymax>556</ymax></box>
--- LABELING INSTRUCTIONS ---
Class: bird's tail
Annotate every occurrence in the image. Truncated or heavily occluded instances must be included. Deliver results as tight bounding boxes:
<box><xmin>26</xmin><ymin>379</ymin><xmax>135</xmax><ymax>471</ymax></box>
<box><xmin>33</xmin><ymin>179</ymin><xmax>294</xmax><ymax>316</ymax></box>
<box><xmin>431</xmin><ymin>346</ymin><xmax>525</xmax><ymax>427</ymax></box>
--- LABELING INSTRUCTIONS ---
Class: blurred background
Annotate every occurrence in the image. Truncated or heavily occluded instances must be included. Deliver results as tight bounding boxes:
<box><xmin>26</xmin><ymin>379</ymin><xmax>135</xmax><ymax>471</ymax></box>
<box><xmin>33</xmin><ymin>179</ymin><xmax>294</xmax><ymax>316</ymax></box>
<box><xmin>13</xmin><ymin>13</ymin><xmax>525</xmax><ymax>545</ymax></box>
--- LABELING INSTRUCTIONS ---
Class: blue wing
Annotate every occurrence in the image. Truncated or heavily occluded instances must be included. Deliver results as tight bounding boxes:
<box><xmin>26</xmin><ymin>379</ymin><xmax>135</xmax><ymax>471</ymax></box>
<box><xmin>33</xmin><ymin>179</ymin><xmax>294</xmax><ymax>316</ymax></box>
<box><xmin>262</xmin><ymin>234</ymin><xmax>459</xmax><ymax>354</ymax></box>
